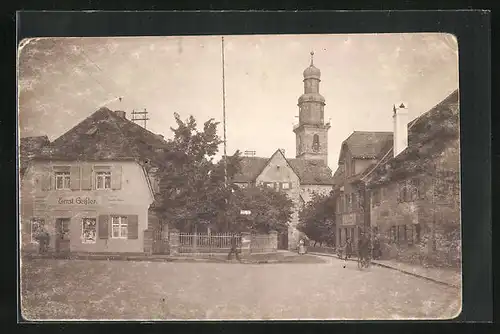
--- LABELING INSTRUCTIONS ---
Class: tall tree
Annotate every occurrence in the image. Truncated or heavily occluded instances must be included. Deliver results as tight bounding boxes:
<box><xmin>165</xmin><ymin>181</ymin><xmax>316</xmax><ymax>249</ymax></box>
<box><xmin>297</xmin><ymin>192</ymin><xmax>337</xmax><ymax>247</ymax></box>
<box><xmin>157</xmin><ymin>113</ymin><xmax>241</xmax><ymax>232</ymax></box>
<box><xmin>223</xmin><ymin>185</ymin><xmax>294</xmax><ymax>234</ymax></box>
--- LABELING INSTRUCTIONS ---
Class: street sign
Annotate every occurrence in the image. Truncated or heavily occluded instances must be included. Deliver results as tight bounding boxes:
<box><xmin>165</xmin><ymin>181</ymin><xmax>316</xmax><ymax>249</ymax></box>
<box><xmin>240</xmin><ymin>210</ymin><xmax>251</xmax><ymax>215</ymax></box>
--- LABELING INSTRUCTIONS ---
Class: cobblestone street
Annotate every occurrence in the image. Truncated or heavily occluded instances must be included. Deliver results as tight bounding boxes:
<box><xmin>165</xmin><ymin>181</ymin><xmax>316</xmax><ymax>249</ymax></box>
<box><xmin>21</xmin><ymin>256</ymin><xmax>461</xmax><ymax>320</ymax></box>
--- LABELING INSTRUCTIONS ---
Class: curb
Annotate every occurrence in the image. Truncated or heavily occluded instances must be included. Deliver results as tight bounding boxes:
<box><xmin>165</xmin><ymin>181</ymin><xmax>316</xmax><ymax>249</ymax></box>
<box><xmin>23</xmin><ymin>254</ymin><xmax>321</xmax><ymax>265</ymax></box>
<box><xmin>308</xmin><ymin>252</ymin><xmax>459</xmax><ymax>289</ymax></box>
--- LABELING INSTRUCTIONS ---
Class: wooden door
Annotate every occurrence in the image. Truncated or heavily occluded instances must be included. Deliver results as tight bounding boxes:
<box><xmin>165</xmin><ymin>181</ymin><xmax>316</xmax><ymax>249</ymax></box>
<box><xmin>55</xmin><ymin>218</ymin><xmax>71</xmax><ymax>253</ymax></box>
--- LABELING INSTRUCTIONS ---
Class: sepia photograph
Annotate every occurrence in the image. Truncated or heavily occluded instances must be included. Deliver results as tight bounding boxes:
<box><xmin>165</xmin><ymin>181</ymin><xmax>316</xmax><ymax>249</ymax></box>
<box><xmin>18</xmin><ymin>33</ymin><xmax>461</xmax><ymax>320</ymax></box>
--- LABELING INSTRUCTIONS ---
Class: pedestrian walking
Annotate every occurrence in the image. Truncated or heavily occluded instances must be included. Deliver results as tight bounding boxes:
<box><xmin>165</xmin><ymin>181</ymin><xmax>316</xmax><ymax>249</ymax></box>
<box><xmin>227</xmin><ymin>234</ymin><xmax>241</xmax><ymax>261</ymax></box>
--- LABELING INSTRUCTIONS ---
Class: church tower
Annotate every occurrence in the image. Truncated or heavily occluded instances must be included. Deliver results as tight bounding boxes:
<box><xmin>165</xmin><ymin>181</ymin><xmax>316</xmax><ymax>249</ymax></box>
<box><xmin>293</xmin><ymin>51</ymin><xmax>330</xmax><ymax>165</ymax></box>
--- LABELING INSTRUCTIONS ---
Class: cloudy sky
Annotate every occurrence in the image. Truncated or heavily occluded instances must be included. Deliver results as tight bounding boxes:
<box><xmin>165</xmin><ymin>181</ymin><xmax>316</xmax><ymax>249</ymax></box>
<box><xmin>18</xmin><ymin>33</ymin><xmax>458</xmax><ymax>170</ymax></box>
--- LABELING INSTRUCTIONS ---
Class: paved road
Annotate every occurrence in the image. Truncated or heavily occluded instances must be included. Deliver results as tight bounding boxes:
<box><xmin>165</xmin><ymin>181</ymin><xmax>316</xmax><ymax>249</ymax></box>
<box><xmin>21</xmin><ymin>255</ymin><xmax>461</xmax><ymax>320</ymax></box>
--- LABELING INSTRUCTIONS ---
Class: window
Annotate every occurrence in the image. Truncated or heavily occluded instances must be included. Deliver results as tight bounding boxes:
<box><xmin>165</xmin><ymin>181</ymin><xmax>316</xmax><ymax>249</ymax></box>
<box><xmin>372</xmin><ymin>189</ymin><xmax>381</xmax><ymax>206</ymax></box>
<box><xmin>282</xmin><ymin>182</ymin><xmax>290</xmax><ymax>190</ymax></box>
<box><xmin>30</xmin><ymin>218</ymin><xmax>45</xmax><ymax>243</ymax></box>
<box><xmin>352</xmin><ymin>193</ymin><xmax>358</xmax><ymax>210</ymax></box>
<box><xmin>312</xmin><ymin>134</ymin><xmax>320</xmax><ymax>152</ymax></box>
<box><xmin>415</xmin><ymin>224</ymin><xmax>422</xmax><ymax>243</ymax></box>
<box><xmin>55</xmin><ymin>171</ymin><xmax>71</xmax><ymax>190</ymax></box>
<box><xmin>389</xmin><ymin>226</ymin><xmax>398</xmax><ymax>244</ymax></box>
<box><xmin>410</xmin><ymin>179</ymin><xmax>420</xmax><ymax>201</ymax></box>
<box><xmin>81</xmin><ymin>218</ymin><xmax>97</xmax><ymax>244</ymax></box>
<box><xmin>407</xmin><ymin>225</ymin><xmax>414</xmax><ymax>245</ymax></box>
<box><xmin>111</xmin><ymin>216</ymin><xmax>128</xmax><ymax>239</ymax></box>
<box><xmin>347</xmin><ymin>194</ymin><xmax>352</xmax><ymax>212</ymax></box>
<box><xmin>96</xmin><ymin>171</ymin><xmax>111</xmax><ymax>189</ymax></box>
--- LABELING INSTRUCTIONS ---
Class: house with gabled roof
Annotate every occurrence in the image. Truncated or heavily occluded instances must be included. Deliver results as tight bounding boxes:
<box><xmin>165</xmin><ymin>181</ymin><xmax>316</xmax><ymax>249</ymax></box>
<box><xmin>332</xmin><ymin>131</ymin><xmax>394</xmax><ymax>250</ymax></box>
<box><xmin>20</xmin><ymin>107</ymin><xmax>170</xmax><ymax>255</ymax></box>
<box><xmin>231</xmin><ymin>53</ymin><xmax>335</xmax><ymax>250</ymax></box>
<box><xmin>362</xmin><ymin>89</ymin><xmax>460</xmax><ymax>266</ymax></box>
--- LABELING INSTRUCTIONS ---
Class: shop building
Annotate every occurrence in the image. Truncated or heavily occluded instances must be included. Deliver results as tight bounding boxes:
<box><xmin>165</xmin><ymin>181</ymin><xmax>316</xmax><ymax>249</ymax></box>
<box><xmin>20</xmin><ymin>107</ymin><xmax>168</xmax><ymax>254</ymax></box>
<box><xmin>332</xmin><ymin>131</ymin><xmax>393</xmax><ymax>250</ymax></box>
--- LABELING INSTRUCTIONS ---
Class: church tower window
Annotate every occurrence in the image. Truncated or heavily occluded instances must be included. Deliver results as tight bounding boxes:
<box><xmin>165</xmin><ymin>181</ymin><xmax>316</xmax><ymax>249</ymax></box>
<box><xmin>313</xmin><ymin>134</ymin><xmax>320</xmax><ymax>152</ymax></box>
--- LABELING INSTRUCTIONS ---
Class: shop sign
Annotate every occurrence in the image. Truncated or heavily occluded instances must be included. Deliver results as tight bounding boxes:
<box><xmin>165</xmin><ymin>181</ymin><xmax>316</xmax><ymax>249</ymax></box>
<box><xmin>341</xmin><ymin>213</ymin><xmax>357</xmax><ymax>226</ymax></box>
<box><xmin>56</xmin><ymin>196</ymin><xmax>99</xmax><ymax>206</ymax></box>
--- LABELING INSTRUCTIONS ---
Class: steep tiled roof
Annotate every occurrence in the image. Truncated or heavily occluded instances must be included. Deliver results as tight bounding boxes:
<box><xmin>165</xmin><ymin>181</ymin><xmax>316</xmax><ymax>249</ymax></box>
<box><xmin>288</xmin><ymin>158</ymin><xmax>335</xmax><ymax>185</ymax></box>
<box><xmin>19</xmin><ymin>135</ymin><xmax>50</xmax><ymax>176</ymax></box>
<box><xmin>35</xmin><ymin>107</ymin><xmax>171</xmax><ymax>167</ymax></box>
<box><xmin>364</xmin><ymin>89</ymin><xmax>459</xmax><ymax>186</ymax></box>
<box><xmin>232</xmin><ymin>154</ymin><xmax>335</xmax><ymax>185</ymax></box>
<box><xmin>340</xmin><ymin>131</ymin><xmax>393</xmax><ymax>163</ymax></box>
<box><xmin>232</xmin><ymin>156</ymin><xmax>269</xmax><ymax>183</ymax></box>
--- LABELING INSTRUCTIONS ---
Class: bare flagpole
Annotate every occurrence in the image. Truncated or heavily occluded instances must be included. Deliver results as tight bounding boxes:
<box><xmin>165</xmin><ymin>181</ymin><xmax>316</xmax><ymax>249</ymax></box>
<box><xmin>222</xmin><ymin>36</ymin><xmax>228</xmax><ymax>187</ymax></box>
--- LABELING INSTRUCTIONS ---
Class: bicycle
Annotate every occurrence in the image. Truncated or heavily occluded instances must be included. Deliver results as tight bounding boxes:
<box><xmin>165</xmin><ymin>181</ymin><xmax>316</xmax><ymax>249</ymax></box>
<box><xmin>357</xmin><ymin>249</ymin><xmax>371</xmax><ymax>269</ymax></box>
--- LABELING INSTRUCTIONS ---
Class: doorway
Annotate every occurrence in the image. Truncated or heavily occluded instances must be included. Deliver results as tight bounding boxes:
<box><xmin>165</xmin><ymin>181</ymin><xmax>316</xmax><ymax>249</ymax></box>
<box><xmin>278</xmin><ymin>231</ymin><xmax>288</xmax><ymax>250</ymax></box>
<box><xmin>55</xmin><ymin>218</ymin><xmax>71</xmax><ymax>253</ymax></box>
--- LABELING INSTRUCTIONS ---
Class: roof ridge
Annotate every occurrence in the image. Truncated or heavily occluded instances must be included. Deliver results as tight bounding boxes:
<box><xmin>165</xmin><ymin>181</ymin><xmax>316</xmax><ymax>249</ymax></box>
<box><xmin>361</xmin><ymin>89</ymin><xmax>459</xmax><ymax>182</ymax></box>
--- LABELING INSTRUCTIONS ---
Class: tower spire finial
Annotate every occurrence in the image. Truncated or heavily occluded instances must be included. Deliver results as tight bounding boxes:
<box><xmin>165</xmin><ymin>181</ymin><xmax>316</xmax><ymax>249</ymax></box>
<box><xmin>310</xmin><ymin>50</ymin><xmax>314</xmax><ymax>65</ymax></box>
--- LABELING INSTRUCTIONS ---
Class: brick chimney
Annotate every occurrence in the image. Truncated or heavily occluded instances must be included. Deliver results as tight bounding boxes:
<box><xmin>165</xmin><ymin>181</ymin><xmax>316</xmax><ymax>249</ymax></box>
<box><xmin>393</xmin><ymin>102</ymin><xmax>409</xmax><ymax>157</ymax></box>
<box><xmin>115</xmin><ymin>110</ymin><xmax>126</xmax><ymax>118</ymax></box>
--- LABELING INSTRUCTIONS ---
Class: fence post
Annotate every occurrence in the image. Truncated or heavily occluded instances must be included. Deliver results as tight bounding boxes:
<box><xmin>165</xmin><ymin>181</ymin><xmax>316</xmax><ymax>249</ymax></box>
<box><xmin>241</xmin><ymin>232</ymin><xmax>251</xmax><ymax>257</ymax></box>
<box><xmin>270</xmin><ymin>230</ymin><xmax>278</xmax><ymax>252</ymax></box>
<box><xmin>170</xmin><ymin>228</ymin><xmax>180</xmax><ymax>256</ymax></box>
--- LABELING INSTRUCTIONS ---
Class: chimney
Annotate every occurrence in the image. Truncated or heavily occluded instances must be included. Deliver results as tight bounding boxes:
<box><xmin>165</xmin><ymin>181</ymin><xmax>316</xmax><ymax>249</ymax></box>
<box><xmin>393</xmin><ymin>102</ymin><xmax>409</xmax><ymax>157</ymax></box>
<box><xmin>115</xmin><ymin>110</ymin><xmax>126</xmax><ymax>118</ymax></box>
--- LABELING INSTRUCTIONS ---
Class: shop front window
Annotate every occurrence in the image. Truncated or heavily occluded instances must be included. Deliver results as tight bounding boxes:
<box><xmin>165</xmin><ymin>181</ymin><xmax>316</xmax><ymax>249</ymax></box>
<box><xmin>82</xmin><ymin>218</ymin><xmax>97</xmax><ymax>244</ymax></box>
<box><xmin>111</xmin><ymin>216</ymin><xmax>128</xmax><ymax>239</ymax></box>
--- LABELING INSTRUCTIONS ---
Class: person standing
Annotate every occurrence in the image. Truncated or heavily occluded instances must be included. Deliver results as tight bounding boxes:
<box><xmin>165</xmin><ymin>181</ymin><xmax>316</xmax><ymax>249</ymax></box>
<box><xmin>298</xmin><ymin>239</ymin><xmax>306</xmax><ymax>255</ymax></box>
<box><xmin>345</xmin><ymin>237</ymin><xmax>353</xmax><ymax>260</ymax></box>
<box><xmin>227</xmin><ymin>234</ymin><xmax>241</xmax><ymax>261</ymax></box>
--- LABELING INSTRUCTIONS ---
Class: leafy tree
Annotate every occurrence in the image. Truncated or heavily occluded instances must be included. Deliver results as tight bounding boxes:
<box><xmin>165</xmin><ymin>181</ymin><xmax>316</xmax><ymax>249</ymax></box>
<box><xmin>297</xmin><ymin>192</ymin><xmax>337</xmax><ymax>247</ymax></box>
<box><xmin>216</xmin><ymin>185</ymin><xmax>293</xmax><ymax>234</ymax></box>
<box><xmin>156</xmin><ymin>113</ymin><xmax>242</xmax><ymax>232</ymax></box>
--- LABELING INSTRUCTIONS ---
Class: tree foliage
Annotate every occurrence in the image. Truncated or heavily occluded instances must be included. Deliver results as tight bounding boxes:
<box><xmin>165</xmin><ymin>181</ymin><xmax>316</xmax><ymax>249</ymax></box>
<box><xmin>223</xmin><ymin>185</ymin><xmax>294</xmax><ymax>234</ymax></box>
<box><xmin>157</xmin><ymin>113</ymin><xmax>242</xmax><ymax>232</ymax></box>
<box><xmin>155</xmin><ymin>113</ymin><xmax>295</xmax><ymax>235</ymax></box>
<box><xmin>297</xmin><ymin>192</ymin><xmax>337</xmax><ymax>246</ymax></box>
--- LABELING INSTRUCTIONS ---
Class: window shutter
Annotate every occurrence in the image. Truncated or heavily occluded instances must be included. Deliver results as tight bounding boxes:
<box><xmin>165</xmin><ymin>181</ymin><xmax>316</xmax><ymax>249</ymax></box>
<box><xmin>70</xmin><ymin>166</ymin><xmax>81</xmax><ymax>190</ymax></box>
<box><xmin>111</xmin><ymin>165</ymin><xmax>122</xmax><ymax>190</ymax></box>
<box><xmin>288</xmin><ymin>182</ymin><xmax>292</xmax><ymax>189</ymax></box>
<box><xmin>41</xmin><ymin>167</ymin><xmax>52</xmax><ymax>191</ymax></box>
<box><xmin>127</xmin><ymin>215</ymin><xmax>139</xmax><ymax>239</ymax></box>
<box><xmin>98</xmin><ymin>215</ymin><xmax>109</xmax><ymax>239</ymax></box>
<box><xmin>81</xmin><ymin>165</ymin><xmax>93</xmax><ymax>190</ymax></box>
